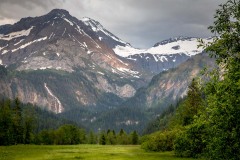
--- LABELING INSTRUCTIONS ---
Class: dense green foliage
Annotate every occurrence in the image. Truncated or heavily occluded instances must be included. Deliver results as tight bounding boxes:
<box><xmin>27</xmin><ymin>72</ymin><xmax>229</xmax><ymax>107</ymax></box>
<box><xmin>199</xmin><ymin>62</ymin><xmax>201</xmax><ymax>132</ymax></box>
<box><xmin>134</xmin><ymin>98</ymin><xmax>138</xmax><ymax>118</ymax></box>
<box><xmin>142</xmin><ymin>1</ymin><xmax>240</xmax><ymax>159</ymax></box>
<box><xmin>141</xmin><ymin>129</ymin><xmax>182</xmax><ymax>152</ymax></box>
<box><xmin>0</xmin><ymin>98</ymin><xmax>34</xmax><ymax>145</ymax></box>
<box><xmin>35</xmin><ymin>124</ymin><xmax>86</xmax><ymax>145</ymax></box>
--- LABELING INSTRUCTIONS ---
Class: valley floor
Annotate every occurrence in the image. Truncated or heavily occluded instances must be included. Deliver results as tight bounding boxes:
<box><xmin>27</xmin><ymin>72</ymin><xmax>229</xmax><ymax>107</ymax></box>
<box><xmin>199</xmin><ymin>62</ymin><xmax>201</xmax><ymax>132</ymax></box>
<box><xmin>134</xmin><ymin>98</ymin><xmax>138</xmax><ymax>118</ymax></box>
<box><xmin>0</xmin><ymin>145</ymin><xmax>196</xmax><ymax>160</ymax></box>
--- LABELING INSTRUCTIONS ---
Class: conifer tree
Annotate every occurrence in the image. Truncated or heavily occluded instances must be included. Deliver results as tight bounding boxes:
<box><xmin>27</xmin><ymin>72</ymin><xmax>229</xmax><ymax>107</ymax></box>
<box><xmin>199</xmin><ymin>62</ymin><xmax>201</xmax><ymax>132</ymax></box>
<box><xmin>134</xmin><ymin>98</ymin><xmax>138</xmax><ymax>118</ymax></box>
<box><xmin>131</xmin><ymin>130</ymin><xmax>139</xmax><ymax>145</ymax></box>
<box><xmin>12</xmin><ymin>97</ymin><xmax>23</xmax><ymax>144</ymax></box>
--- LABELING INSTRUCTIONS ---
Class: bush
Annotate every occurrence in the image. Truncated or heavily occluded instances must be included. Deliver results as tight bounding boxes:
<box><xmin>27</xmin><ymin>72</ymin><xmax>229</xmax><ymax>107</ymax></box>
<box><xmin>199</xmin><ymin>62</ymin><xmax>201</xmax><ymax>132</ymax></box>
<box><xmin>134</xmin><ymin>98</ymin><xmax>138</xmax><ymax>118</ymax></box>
<box><xmin>141</xmin><ymin>129</ymin><xmax>181</xmax><ymax>152</ymax></box>
<box><xmin>174</xmin><ymin>123</ymin><xmax>207</xmax><ymax>158</ymax></box>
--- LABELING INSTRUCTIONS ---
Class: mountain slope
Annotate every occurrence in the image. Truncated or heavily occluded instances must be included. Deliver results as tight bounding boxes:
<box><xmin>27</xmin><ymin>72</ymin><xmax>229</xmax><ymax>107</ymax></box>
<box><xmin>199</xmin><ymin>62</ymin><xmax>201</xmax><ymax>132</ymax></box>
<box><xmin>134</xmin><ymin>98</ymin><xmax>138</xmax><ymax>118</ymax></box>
<box><xmin>88</xmin><ymin>53</ymin><xmax>215</xmax><ymax>133</ymax></box>
<box><xmin>0</xmin><ymin>9</ymin><xmax>215</xmax><ymax>132</ymax></box>
<box><xmin>124</xmin><ymin>52</ymin><xmax>215</xmax><ymax>110</ymax></box>
<box><xmin>0</xmin><ymin>9</ymin><xmax>148</xmax><ymax>113</ymax></box>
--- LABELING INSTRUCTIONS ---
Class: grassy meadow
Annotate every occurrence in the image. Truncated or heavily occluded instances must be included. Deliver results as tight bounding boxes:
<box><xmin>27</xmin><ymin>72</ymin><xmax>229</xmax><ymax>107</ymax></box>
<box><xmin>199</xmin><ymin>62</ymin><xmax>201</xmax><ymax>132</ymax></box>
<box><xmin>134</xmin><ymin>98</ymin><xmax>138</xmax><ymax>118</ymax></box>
<box><xmin>0</xmin><ymin>145</ymin><xmax>196</xmax><ymax>160</ymax></box>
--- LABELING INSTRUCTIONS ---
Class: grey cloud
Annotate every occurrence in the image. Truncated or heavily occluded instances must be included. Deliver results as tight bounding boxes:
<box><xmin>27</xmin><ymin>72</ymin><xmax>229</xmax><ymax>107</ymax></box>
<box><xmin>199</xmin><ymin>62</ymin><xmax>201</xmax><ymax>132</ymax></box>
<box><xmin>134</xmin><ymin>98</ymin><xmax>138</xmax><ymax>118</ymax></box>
<box><xmin>0</xmin><ymin>0</ymin><xmax>62</xmax><ymax>19</ymax></box>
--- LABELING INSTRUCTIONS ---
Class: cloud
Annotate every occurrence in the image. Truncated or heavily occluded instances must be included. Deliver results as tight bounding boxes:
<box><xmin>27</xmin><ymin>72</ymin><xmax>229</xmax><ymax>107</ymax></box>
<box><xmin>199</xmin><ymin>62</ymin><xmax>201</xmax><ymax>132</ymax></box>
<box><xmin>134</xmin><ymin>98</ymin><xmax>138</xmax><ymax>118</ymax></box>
<box><xmin>0</xmin><ymin>0</ymin><xmax>227</xmax><ymax>48</ymax></box>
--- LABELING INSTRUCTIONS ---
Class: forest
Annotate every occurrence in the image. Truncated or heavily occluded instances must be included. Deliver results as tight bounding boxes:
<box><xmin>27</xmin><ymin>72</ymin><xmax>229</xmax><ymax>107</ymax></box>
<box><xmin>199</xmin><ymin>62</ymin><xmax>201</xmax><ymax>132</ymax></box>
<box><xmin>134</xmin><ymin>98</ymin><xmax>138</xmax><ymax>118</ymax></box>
<box><xmin>0</xmin><ymin>98</ymin><xmax>139</xmax><ymax>145</ymax></box>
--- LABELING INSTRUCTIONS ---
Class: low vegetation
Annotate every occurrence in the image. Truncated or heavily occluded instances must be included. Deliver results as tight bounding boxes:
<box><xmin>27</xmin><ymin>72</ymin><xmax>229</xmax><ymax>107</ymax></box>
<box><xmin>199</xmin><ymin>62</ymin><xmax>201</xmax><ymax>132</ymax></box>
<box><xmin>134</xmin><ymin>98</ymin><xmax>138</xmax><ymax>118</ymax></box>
<box><xmin>0</xmin><ymin>145</ymin><xmax>196</xmax><ymax>160</ymax></box>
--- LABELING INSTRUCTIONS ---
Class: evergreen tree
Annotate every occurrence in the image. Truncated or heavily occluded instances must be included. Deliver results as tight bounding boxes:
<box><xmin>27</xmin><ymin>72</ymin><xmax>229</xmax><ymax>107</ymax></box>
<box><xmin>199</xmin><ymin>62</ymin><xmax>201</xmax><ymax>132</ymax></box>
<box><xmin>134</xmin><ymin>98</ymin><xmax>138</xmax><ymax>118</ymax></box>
<box><xmin>88</xmin><ymin>131</ymin><xmax>96</xmax><ymax>144</ymax></box>
<box><xmin>182</xmin><ymin>78</ymin><xmax>202</xmax><ymax>126</ymax></box>
<box><xmin>0</xmin><ymin>99</ymin><xmax>13</xmax><ymax>145</ymax></box>
<box><xmin>23</xmin><ymin>107</ymin><xmax>35</xmax><ymax>144</ymax></box>
<box><xmin>12</xmin><ymin>98</ymin><xmax>23</xmax><ymax>144</ymax></box>
<box><xmin>106</xmin><ymin>130</ymin><xmax>117</xmax><ymax>145</ymax></box>
<box><xmin>131</xmin><ymin>130</ymin><xmax>139</xmax><ymax>145</ymax></box>
<box><xmin>99</xmin><ymin>132</ymin><xmax>106</xmax><ymax>145</ymax></box>
<box><xmin>117</xmin><ymin>129</ymin><xmax>130</xmax><ymax>145</ymax></box>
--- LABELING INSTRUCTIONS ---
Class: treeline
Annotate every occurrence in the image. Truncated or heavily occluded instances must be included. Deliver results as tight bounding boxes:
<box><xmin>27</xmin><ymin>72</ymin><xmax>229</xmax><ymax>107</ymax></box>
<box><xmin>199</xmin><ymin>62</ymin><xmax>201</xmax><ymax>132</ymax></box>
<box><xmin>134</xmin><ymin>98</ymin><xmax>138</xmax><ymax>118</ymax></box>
<box><xmin>141</xmin><ymin>1</ymin><xmax>240</xmax><ymax>159</ymax></box>
<box><xmin>0</xmin><ymin>98</ymin><xmax>34</xmax><ymax>145</ymax></box>
<box><xmin>35</xmin><ymin>128</ymin><xmax>139</xmax><ymax>145</ymax></box>
<box><xmin>0</xmin><ymin>98</ymin><xmax>139</xmax><ymax>146</ymax></box>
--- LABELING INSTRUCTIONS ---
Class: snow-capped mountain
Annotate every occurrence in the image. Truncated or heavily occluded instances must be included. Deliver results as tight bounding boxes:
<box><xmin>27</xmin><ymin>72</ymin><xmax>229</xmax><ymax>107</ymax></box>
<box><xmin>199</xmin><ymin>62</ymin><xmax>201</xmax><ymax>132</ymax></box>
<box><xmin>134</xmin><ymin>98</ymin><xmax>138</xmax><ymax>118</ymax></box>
<box><xmin>0</xmin><ymin>9</ymin><xmax>215</xmax><ymax>132</ymax></box>
<box><xmin>0</xmin><ymin>9</ymin><xmax>143</xmax><ymax>78</ymax></box>
<box><xmin>113</xmin><ymin>36</ymin><xmax>211</xmax><ymax>73</ymax></box>
<box><xmin>0</xmin><ymin>9</ymin><xmax>146</xmax><ymax>114</ymax></box>
<box><xmin>81</xmin><ymin>17</ymin><xmax>128</xmax><ymax>48</ymax></box>
<box><xmin>114</xmin><ymin>36</ymin><xmax>210</xmax><ymax>57</ymax></box>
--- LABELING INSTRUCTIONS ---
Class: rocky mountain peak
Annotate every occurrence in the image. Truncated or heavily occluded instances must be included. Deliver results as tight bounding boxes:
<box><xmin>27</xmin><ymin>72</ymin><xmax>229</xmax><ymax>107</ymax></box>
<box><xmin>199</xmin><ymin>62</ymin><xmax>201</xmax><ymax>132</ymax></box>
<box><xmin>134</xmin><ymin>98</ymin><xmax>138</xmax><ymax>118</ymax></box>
<box><xmin>153</xmin><ymin>36</ymin><xmax>196</xmax><ymax>47</ymax></box>
<box><xmin>48</xmin><ymin>9</ymin><xmax>70</xmax><ymax>16</ymax></box>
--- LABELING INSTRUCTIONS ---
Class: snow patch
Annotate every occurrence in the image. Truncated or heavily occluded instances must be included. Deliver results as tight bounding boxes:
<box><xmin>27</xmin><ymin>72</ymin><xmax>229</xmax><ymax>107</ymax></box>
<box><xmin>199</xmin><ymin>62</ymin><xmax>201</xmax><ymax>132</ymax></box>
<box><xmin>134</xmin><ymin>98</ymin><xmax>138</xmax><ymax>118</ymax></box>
<box><xmin>0</xmin><ymin>59</ymin><xmax>2</xmax><ymax>65</ymax></box>
<box><xmin>12</xmin><ymin>36</ymin><xmax>47</xmax><ymax>52</ymax></box>
<box><xmin>49</xmin><ymin>32</ymin><xmax>54</xmax><ymax>39</ymax></box>
<box><xmin>117</xmin><ymin>58</ymin><xmax>129</xmax><ymax>66</ymax></box>
<box><xmin>82</xmin><ymin>17</ymin><xmax>126</xmax><ymax>44</ymax></box>
<box><xmin>62</xmin><ymin>28</ymin><xmax>66</xmax><ymax>36</ymax></box>
<box><xmin>113</xmin><ymin>38</ymin><xmax>212</xmax><ymax>58</ymax></box>
<box><xmin>39</xmin><ymin>66</ymin><xmax>52</xmax><ymax>70</ymax></box>
<box><xmin>153</xmin><ymin>55</ymin><xmax>159</xmax><ymax>62</ymax></box>
<box><xmin>97</xmin><ymin>72</ymin><xmax>104</xmax><ymax>75</ymax></box>
<box><xmin>117</xmin><ymin>67</ymin><xmax>139</xmax><ymax>75</ymax></box>
<box><xmin>75</xmin><ymin>24</ymin><xmax>82</xmax><ymax>34</ymax></box>
<box><xmin>1</xmin><ymin>50</ymin><xmax>8</xmax><ymax>55</ymax></box>
<box><xmin>105</xmin><ymin>55</ymin><xmax>112</xmax><ymax>59</ymax></box>
<box><xmin>83</xmin><ymin>42</ymin><xmax>88</xmax><ymax>48</ymax></box>
<box><xmin>56</xmin><ymin>53</ymin><xmax>60</xmax><ymax>57</ymax></box>
<box><xmin>126</xmin><ymin>57</ymin><xmax>137</xmax><ymax>61</ymax></box>
<box><xmin>87</xmin><ymin>50</ymin><xmax>92</xmax><ymax>54</ymax></box>
<box><xmin>160</xmin><ymin>56</ymin><xmax>168</xmax><ymax>62</ymax></box>
<box><xmin>113</xmin><ymin>45</ymin><xmax>145</xmax><ymax>57</ymax></box>
<box><xmin>0</xmin><ymin>26</ymin><xmax>34</xmax><ymax>41</ymax></box>
<box><xmin>0</xmin><ymin>44</ymin><xmax>8</xmax><ymax>51</ymax></box>
<box><xmin>63</xmin><ymin>18</ymin><xmax>74</xmax><ymax>26</ymax></box>
<box><xmin>14</xmin><ymin>39</ymin><xmax>25</xmax><ymax>46</ymax></box>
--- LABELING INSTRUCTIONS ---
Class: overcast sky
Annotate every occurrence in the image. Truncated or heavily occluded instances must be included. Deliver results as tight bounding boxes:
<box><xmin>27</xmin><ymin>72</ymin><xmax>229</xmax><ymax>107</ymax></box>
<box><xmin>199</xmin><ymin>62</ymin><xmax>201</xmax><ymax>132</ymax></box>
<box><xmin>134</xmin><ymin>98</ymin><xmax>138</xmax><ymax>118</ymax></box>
<box><xmin>0</xmin><ymin>0</ymin><xmax>227</xmax><ymax>48</ymax></box>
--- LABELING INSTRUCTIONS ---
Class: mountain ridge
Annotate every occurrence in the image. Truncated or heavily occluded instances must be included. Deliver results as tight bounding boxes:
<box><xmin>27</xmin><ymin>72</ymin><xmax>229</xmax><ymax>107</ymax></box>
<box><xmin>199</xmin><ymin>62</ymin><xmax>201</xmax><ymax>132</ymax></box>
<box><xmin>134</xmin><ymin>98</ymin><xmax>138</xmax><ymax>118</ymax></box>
<box><xmin>0</xmin><ymin>9</ymin><xmax>215</xmax><ymax>132</ymax></box>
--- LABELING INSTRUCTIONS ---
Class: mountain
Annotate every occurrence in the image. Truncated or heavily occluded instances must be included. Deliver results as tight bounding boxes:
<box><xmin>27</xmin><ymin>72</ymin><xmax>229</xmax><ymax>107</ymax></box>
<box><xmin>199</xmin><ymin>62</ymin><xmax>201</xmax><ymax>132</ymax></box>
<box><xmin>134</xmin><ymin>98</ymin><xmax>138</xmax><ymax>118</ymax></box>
<box><xmin>127</xmin><ymin>52</ymin><xmax>215</xmax><ymax>110</ymax></box>
<box><xmin>88</xmin><ymin>53</ymin><xmax>215</xmax><ymax>132</ymax></box>
<box><xmin>113</xmin><ymin>36</ymin><xmax>212</xmax><ymax>73</ymax></box>
<box><xmin>0</xmin><ymin>9</ymin><xmax>149</xmax><ymax>113</ymax></box>
<box><xmin>0</xmin><ymin>9</ymin><xmax>214</xmax><ymax>132</ymax></box>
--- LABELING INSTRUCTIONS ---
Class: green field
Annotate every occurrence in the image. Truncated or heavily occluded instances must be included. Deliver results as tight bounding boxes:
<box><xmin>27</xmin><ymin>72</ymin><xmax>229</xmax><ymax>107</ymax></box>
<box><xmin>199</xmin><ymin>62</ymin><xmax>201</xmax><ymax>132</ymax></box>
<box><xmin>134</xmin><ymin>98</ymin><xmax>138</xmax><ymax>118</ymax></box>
<box><xmin>0</xmin><ymin>145</ymin><xmax>196</xmax><ymax>160</ymax></box>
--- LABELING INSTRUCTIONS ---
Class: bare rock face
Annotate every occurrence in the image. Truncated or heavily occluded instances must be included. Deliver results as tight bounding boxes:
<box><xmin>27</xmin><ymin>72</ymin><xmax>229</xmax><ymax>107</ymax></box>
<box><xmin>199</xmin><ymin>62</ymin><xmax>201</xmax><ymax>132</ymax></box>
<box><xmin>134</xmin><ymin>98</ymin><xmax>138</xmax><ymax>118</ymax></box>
<box><xmin>122</xmin><ymin>53</ymin><xmax>216</xmax><ymax>110</ymax></box>
<box><xmin>96</xmin><ymin>76</ymin><xmax>136</xmax><ymax>98</ymax></box>
<box><xmin>0</xmin><ymin>78</ymin><xmax>61</xmax><ymax>113</ymax></box>
<box><xmin>116</xmin><ymin>84</ymin><xmax>136</xmax><ymax>98</ymax></box>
